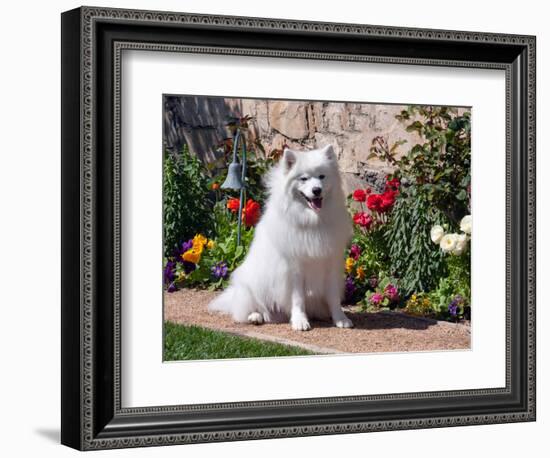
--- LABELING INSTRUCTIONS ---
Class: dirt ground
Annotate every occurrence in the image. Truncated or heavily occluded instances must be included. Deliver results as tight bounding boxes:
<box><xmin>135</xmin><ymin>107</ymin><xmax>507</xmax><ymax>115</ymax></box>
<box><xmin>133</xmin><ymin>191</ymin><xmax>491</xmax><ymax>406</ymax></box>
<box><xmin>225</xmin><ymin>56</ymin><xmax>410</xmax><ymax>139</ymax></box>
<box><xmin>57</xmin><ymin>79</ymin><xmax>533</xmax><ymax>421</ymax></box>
<box><xmin>164</xmin><ymin>288</ymin><xmax>470</xmax><ymax>354</ymax></box>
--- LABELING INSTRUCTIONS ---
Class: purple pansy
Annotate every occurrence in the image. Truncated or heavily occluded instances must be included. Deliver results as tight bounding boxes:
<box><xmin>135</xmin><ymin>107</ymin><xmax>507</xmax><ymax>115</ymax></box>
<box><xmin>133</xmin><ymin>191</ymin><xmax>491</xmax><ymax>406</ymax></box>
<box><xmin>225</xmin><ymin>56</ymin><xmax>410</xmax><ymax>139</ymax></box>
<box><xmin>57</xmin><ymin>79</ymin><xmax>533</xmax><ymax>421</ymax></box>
<box><xmin>182</xmin><ymin>261</ymin><xmax>197</xmax><ymax>274</ymax></box>
<box><xmin>448</xmin><ymin>295</ymin><xmax>464</xmax><ymax>317</ymax></box>
<box><xmin>344</xmin><ymin>276</ymin><xmax>356</xmax><ymax>303</ymax></box>
<box><xmin>181</xmin><ymin>239</ymin><xmax>193</xmax><ymax>253</ymax></box>
<box><xmin>167</xmin><ymin>282</ymin><xmax>177</xmax><ymax>293</ymax></box>
<box><xmin>171</xmin><ymin>239</ymin><xmax>194</xmax><ymax>262</ymax></box>
<box><xmin>163</xmin><ymin>260</ymin><xmax>176</xmax><ymax>285</ymax></box>
<box><xmin>211</xmin><ymin>261</ymin><xmax>229</xmax><ymax>280</ymax></box>
<box><xmin>448</xmin><ymin>303</ymin><xmax>458</xmax><ymax>317</ymax></box>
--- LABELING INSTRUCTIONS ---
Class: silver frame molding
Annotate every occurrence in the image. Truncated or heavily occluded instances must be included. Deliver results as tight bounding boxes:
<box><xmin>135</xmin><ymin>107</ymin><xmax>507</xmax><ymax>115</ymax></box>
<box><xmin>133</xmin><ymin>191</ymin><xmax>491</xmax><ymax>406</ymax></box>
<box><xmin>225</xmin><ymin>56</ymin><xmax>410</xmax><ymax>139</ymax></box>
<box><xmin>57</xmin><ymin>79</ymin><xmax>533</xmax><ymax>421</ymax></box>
<box><xmin>61</xmin><ymin>6</ymin><xmax>536</xmax><ymax>450</ymax></box>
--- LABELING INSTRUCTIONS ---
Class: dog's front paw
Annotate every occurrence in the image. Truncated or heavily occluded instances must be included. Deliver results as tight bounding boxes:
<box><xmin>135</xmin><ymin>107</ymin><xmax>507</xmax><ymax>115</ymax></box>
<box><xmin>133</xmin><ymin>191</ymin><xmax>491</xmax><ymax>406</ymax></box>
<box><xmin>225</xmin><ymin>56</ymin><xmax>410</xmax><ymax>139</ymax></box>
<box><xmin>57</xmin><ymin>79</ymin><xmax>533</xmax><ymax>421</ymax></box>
<box><xmin>334</xmin><ymin>317</ymin><xmax>354</xmax><ymax>328</ymax></box>
<box><xmin>291</xmin><ymin>315</ymin><xmax>311</xmax><ymax>331</ymax></box>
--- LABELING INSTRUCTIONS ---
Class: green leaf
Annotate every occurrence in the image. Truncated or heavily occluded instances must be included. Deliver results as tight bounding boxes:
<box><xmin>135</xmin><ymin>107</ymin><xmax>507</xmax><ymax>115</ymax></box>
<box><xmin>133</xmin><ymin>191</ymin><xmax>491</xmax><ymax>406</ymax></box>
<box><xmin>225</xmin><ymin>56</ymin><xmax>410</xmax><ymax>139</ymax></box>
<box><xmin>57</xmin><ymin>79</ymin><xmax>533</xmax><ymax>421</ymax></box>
<box><xmin>234</xmin><ymin>244</ymin><xmax>244</xmax><ymax>261</ymax></box>
<box><xmin>406</xmin><ymin>121</ymin><xmax>423</xmax><ymax>133</ymax></box>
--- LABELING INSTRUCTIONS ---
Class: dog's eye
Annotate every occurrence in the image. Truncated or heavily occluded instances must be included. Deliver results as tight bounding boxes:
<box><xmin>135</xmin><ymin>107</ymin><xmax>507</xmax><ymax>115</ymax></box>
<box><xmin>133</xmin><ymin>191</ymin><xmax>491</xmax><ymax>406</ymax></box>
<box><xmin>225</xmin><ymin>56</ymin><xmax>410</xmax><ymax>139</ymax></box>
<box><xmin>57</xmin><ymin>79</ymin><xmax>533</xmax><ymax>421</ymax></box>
<box><xmin>319</xmin><ymin>174</ymin><xmax>326</xmax><ymax>180</ymax></box>
<box><xmin>299</xmin><ymin>176</ymin><xmax>309</xmax><ymax>182</ymax></box>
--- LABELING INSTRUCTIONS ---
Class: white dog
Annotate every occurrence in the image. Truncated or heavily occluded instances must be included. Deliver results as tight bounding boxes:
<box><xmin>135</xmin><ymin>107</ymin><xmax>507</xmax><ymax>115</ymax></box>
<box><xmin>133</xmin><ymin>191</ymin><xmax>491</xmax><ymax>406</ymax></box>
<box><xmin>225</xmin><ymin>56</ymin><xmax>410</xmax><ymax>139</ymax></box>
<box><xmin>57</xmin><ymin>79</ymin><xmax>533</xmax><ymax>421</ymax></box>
<box><xmin>209</xmin><ymin>145</ymin><xmax>353</xmax><ymax>331</ymax></box>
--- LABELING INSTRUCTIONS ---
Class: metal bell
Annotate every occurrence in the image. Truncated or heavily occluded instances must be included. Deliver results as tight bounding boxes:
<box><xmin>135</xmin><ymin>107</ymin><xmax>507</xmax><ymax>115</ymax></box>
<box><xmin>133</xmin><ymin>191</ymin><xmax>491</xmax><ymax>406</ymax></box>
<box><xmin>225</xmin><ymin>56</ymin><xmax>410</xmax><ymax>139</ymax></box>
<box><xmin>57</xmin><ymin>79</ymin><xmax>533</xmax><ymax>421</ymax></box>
<box><xmin>220</xmin><ymin>162</ymin><xmax>244</xmax><ymax>190</ymax></box>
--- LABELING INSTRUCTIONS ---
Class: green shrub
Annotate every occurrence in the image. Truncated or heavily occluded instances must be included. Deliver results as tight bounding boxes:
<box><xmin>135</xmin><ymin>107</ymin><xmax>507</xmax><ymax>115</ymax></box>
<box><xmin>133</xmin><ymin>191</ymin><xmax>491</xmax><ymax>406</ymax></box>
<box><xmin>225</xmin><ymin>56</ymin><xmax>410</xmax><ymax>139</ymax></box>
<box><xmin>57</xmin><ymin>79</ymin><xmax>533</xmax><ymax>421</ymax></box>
<box><xmin>429</xmin><ymin>252</ymin><xmax>471</xmax><ymax>319</ymax></box>
<box><xmin>385</xmin><ymin>187</ymin><xmax>447</xmax><ymax>296</ymax></box>
<box><xmin>351</xmin><ymin>226</ymin><xmax>390</xmax><ymax>277</ymax></box>
<box><xmin>392</xmin><ymin>106</ymin><xmax>471</xmax><ymax>223</ymax></box>
<box><xmin>367</xmin><ymin>105</ymin><xmax>471</xmax><ymax>297</ymax></box>
<box><xmin>163</xmin><ymin>146</ymin><xmax>213</xmax><ymax>257</ymax></box>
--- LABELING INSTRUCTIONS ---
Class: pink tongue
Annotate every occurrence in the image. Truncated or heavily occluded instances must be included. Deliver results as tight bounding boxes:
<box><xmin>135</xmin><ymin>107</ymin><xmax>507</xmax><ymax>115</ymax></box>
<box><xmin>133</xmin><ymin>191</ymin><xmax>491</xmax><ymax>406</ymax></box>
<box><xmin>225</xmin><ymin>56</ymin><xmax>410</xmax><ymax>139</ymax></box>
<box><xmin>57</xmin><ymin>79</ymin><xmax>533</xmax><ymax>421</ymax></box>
<box><xmin>311</xmin><ymin>198</ymin><xmax>323</xmax><ymax>210</ymax></box>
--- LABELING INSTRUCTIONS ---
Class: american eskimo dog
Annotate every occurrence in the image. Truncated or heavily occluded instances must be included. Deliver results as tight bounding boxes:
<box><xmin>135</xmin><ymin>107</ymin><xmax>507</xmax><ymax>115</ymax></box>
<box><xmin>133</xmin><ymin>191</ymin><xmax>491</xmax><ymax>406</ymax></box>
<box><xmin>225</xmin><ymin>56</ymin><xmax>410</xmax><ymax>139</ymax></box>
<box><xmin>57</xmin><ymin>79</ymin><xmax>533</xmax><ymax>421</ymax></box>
<box><xmin>208</xmin><ymin>145</ymin><xmax>353</xmax><ymax>331</ymax></box>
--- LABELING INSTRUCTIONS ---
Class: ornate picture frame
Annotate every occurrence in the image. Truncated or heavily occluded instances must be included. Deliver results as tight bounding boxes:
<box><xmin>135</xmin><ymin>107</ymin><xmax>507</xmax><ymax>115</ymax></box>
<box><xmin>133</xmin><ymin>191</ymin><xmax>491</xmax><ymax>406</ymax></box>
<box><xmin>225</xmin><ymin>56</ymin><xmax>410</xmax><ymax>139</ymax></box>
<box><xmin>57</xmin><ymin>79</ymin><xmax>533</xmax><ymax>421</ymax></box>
<box><xmin>61</xmin><ymin>6</ymin><xmax>536</xmax><ymax>450</ymax></box>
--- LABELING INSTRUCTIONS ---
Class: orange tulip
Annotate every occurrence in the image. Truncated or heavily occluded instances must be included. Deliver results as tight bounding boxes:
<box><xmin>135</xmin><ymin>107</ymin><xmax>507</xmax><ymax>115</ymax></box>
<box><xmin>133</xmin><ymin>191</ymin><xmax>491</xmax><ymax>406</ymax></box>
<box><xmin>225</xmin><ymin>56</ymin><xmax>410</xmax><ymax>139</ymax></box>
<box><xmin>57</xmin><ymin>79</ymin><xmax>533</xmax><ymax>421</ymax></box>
<box><xmin>227</xmin><ymin>198</ymin><xmax>240</xmax><ymax>213</ymax></box>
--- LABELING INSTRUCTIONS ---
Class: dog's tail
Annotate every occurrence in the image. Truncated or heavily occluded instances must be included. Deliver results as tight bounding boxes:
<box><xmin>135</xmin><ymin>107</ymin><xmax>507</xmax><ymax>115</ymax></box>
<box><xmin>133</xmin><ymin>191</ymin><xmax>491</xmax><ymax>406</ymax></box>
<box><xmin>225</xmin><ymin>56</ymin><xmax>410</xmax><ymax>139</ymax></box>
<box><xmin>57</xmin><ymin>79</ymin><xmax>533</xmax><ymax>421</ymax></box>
<box><xmin>208</xmin><ymin>285</ymin><xmax>256</xmax><ymax>323</ymax></box>
<box><xmin>208</xmin><ymin>287</ymin><xmax>234</xmax><ymax>315</ymax></box>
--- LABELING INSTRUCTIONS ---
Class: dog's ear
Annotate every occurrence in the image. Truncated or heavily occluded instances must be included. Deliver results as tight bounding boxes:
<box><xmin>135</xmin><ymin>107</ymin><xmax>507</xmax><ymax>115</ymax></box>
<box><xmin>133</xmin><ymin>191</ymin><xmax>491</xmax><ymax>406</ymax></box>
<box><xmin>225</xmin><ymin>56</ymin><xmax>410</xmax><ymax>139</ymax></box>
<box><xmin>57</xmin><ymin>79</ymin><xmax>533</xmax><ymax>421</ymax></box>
<box><xmin>321</xmin><ymin>144</ymin><xmax>336</xmax><ymax>161</ymax></box>
<box><xmin>282</xmin><ymin>148</ymin><xmax>297</xmax><ymax>173</ymax></box>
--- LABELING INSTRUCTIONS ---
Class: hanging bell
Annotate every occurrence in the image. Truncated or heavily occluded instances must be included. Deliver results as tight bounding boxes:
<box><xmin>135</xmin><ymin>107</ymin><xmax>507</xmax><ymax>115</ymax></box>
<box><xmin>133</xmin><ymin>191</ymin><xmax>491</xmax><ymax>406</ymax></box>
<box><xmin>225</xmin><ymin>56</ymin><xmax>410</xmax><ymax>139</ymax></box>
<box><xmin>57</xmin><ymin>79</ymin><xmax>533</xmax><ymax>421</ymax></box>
<box><xmin>220</xmin><ymin>162</ymin><xmax>244</xmax><ymax>190</ymax></box>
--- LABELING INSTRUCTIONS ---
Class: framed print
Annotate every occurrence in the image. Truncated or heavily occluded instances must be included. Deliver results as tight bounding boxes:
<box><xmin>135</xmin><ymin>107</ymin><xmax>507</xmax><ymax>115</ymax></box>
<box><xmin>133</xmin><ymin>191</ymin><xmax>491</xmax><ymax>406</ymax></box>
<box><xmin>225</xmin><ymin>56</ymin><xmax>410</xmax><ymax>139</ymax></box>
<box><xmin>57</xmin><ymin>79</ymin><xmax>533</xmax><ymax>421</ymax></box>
<box><xmin>61</xmin><ymin>6</ymin><xmax>536</xmax><ymax>450</ymax></box>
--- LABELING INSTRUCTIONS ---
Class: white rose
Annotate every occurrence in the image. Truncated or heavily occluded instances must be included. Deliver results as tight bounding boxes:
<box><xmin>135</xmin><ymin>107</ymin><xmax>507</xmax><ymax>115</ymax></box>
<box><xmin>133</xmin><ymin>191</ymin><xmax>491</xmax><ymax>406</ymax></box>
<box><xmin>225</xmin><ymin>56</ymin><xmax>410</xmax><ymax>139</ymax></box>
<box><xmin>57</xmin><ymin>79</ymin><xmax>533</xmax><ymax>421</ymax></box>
<box><xmin>460</xmin><ymin>215</ymin><xmax>472</xmax><ymax>234</ymax></box>
<box><xmin>452</xmin><ymin>233</ymin><xmax>469</xmax><ymax>255</ymax></box>
<box><xmin>430</xmin><ymin>225</ymin><xmax>445</xmax><ymax>244</ymax></box>
<box><xmin>440</xmin><ymin>233</ymin><xmax>458</xmax><ymax>253</ymax></box>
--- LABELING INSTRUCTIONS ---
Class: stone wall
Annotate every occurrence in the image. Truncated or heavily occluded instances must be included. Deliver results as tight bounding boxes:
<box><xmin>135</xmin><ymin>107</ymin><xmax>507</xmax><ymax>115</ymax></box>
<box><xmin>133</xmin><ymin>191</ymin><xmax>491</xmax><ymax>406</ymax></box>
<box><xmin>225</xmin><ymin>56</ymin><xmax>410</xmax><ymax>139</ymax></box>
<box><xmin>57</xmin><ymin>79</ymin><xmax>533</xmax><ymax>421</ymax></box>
<box><xmin>163</xmin><ymin>96</ymin><xmax>425</xmax><ymax>193</ymax></box>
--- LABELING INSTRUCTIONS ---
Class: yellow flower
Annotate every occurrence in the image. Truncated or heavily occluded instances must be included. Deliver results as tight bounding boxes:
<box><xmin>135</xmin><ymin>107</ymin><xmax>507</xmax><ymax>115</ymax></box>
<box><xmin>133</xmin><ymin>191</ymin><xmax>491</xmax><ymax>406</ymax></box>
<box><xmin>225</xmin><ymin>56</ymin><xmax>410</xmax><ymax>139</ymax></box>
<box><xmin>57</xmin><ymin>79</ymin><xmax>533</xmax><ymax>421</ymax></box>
<box><xmin>182</xmin><ymin>249</ymin><xmax>201</xmax><ymax>264</ymax></box>
<box><xmin>176</xmin><ymin>271</ymin><xmax>186</xmax><ymax>282</ymax></box>
<box><xmin>345</xmin><ymin>257</ymin><xmax>355</xmax><ymax>273</ymax></box>
<box><xmin>206</xmin><ymin>240</ymin><xmax>215</xmax><ymax>249</ymax></box>
<box><xmin>356</xmin><ymin>266</ymin><xmax>366</xmax><ymax>280</ymax></box>
<box><xmin>405</xmin><ymin>293</ymin><xmax>432</xmax><ymax>316</ymax></box>
<box><xmin>192</xmin><ymin>234</ymin><xmax>208</xmax><ymax>248</ymax></box>
<box><xmin>192</xmin><ymin>242</ymin><xmax>204</xmax><ymax>255</ymax></box>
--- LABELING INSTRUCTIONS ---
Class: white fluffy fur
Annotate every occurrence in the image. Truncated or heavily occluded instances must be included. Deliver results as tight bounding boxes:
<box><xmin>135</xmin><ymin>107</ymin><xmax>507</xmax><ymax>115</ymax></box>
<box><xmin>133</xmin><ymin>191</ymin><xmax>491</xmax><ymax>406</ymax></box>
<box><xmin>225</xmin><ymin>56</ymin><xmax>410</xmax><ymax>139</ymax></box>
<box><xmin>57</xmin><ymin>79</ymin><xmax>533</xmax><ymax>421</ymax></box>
<box><xmin>208</xmin><ymin>145</ymin><xmax>353</xmax><ymax>331</ymax></box>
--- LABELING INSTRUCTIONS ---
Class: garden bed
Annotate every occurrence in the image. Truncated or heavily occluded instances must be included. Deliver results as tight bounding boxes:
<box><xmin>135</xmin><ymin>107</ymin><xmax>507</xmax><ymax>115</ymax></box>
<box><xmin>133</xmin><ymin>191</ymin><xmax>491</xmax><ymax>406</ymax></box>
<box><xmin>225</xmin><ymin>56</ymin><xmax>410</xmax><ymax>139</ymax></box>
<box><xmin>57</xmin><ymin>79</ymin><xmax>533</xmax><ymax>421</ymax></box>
<box><xmin>164</xmin><ymin>288</ymin><xmax>470</xmax><ymax>356</ymax></box>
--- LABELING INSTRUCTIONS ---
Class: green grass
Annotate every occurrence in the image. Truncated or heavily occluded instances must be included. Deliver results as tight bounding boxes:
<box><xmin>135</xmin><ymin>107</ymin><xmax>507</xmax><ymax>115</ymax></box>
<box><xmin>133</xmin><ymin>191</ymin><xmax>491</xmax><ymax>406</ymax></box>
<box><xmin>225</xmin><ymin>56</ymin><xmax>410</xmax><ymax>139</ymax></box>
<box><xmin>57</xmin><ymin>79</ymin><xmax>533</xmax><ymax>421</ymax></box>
<box><xmin>164</xmin><ymin>321</ymin><xmax>315</xmax><ymax>361</ymax></box>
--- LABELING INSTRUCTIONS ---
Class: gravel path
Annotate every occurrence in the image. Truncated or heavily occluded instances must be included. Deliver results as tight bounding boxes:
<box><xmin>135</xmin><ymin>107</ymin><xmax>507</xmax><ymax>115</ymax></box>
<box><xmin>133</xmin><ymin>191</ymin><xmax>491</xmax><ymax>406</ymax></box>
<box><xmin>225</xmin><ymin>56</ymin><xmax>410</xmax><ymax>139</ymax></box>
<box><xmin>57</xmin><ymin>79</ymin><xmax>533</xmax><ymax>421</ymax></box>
<box><xmin>164</xmin><ymin>288</ymin><xmax>470</xmax><ymax>354</ymax></box>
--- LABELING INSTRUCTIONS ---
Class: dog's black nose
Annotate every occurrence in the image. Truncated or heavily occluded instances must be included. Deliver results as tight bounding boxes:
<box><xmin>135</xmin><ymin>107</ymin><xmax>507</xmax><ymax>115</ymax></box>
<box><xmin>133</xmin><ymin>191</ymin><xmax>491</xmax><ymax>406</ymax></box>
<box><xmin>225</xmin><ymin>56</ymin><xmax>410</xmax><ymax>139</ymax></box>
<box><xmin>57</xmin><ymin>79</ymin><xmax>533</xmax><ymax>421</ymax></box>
<box><xmin>312</xmin><ymin>187</ymin><xmax>322</xmax><ymax>196</ymax></box>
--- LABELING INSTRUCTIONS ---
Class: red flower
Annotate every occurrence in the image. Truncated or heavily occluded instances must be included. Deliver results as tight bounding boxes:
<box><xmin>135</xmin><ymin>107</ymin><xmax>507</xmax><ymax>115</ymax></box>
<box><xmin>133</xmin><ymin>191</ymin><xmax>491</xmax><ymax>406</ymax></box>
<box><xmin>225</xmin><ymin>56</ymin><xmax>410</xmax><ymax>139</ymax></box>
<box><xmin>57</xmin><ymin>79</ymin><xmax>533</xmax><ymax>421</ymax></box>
<box><xmin>366</xmin><ymin>194</ymin><xmax>383</xmax><ymax>212</ymax></box>
<box><xmin>378</xmin><ymin>190</ymin><xmax>396</xmax><ymax>213</ymax></box>
<box><xmin>352</xmin><ymin>189</ymin><xmax>367</xmax><ymax>202</ymax></box>
<box><xmin>353</xmin><ymin>212</ymin><xmax>373</xmax><ymax>229</ymax></box>
<box><xmin>227</xmin><ymin>198</ymin><xmax>240</xmax><ymax>213</ymax></box>
<box><xmin>365</xmin><ymin>187</ymin><xmax>372</xmax><ymax>195</ymax></box>
<box><xmin>242</xmin><ymin>199</ymin><xmax>261</xmax><ymax>227</ymax></box>
<box><xmin>386</xmin><ymin>177</ymin><xmax>400</xmax><ymax>191</ymax></box>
